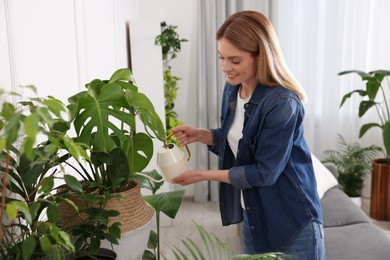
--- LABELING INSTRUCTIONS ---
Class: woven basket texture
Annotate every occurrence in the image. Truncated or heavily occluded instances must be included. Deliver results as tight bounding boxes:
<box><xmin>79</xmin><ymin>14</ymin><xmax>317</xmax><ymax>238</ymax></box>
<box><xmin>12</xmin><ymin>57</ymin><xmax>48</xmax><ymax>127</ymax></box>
<box><xmin>58</xmin><ymin>180</ymin><xmax>154</xmax><ymax>233</ymax></box>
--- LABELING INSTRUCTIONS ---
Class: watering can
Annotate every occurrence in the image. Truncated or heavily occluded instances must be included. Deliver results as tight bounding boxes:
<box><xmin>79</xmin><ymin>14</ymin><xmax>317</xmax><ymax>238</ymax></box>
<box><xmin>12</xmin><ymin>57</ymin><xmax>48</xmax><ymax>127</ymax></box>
<box><xmin>157</xmin><ymin>133</ymin><xmax>191</xmax><ymax>182</ymax></box>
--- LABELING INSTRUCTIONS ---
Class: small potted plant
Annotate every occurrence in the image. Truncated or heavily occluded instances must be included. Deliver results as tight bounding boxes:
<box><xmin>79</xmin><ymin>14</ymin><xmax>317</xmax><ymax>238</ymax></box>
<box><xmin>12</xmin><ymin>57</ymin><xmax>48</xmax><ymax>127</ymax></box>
<box><xmin>338</xmin><ymin>69</ymin><xmax>390</xmax><ymax>218</ymax></box>
<box><xmin>322</xmin><ymin>134</ymin><xmax>381</xmax><ymax>206</ymax></box>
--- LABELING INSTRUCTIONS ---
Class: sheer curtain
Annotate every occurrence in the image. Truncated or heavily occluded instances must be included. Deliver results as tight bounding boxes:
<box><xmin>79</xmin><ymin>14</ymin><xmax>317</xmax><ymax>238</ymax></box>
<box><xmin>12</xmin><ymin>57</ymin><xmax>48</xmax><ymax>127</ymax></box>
<box><xmin>271</xmin><ymin>0</ymin><xmax>390</xmax><ymax>157</ymax></box>
<box><xmin>194</xmin><ymin>0</ymin><xmax>390</xmax><ymax>201</ymax></box>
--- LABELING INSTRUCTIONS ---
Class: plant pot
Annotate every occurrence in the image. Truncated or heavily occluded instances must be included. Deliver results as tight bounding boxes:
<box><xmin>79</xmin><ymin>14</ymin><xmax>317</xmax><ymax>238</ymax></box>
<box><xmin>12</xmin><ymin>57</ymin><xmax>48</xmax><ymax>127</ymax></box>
<box><xmin>66</xmin><ymin>248</ymin><xmax>117</xmax><ymax>260</ymax></box>
<box><xmin>59</xmin><ymin>180</ymin><xmax>154</xmax><ymax>232</ymax></box>
<box><xmin>101</xmin><ymin>214</ymin><xmax>154</xmax><ymax>260</ymax></box>
<box><xmin>370</xmin><ymin>158</ymin><xmax>390</xmax><ymax>220</ymax></box>
<box><xmin>350</xmin><ymin>196</ymin><xmax>362</xmax><ymax>208</ymax></box>
<box><xmin>58</xmin><ymin>180</ymin><xmax>154</xmax><ymax>257</ymax></box>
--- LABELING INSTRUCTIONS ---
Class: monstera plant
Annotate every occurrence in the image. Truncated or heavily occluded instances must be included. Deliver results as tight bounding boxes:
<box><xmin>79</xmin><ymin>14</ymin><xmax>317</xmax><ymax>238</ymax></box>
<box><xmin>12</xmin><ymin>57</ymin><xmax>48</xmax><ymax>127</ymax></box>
<box><xmin>64</xmin><ymin>68</ymin><xmax>166</xmax><ymax>193</ymax></box>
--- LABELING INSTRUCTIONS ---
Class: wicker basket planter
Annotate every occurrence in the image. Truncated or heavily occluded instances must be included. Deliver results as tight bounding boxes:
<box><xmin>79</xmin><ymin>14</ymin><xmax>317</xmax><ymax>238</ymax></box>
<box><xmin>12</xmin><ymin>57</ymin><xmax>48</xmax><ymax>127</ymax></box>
<box><xmin>59</xmin><ymin>180</ymin><xmax>154</xmax><ymax>258</ymax></box>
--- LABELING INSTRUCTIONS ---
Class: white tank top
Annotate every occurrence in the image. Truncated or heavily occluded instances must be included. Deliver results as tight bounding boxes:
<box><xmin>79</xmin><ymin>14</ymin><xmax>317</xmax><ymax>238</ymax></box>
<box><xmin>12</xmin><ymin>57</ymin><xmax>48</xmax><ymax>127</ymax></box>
<box><xmin>227</xmin><ymin>90</ymin><xmax>250</xmax><ymax>158</ymax></box>
<box><xmin>227</xmin><ymin>89</ymin><xmax>250</xmax><ymax>209</ymax></box>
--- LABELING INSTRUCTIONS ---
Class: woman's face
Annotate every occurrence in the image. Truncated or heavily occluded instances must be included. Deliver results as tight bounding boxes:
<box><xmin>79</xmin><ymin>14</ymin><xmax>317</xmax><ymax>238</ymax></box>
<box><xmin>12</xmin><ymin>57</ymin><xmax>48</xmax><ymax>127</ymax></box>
<box><xmin>218</xmin><ymin>38</ymin><xmax>258</xmax><ymax>88</ymax></box>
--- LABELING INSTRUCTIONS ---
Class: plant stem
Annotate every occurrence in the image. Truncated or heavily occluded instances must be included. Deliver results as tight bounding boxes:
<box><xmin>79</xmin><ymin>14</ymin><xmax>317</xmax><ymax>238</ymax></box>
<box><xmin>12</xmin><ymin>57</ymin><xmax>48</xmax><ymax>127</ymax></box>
<box><xmin>383</xmin><ymin>77</ymin><xmax>390</xmax><ymax>121</ymax></box>
<box><xmin>0</xmin><ymin>153</ymin><xmax>11</xmax><ymax>242</ymax></box>
<box><xmin>156</xmin><ymin>211</ymin><xmax>161</xmax><ymax>260</ymax></box>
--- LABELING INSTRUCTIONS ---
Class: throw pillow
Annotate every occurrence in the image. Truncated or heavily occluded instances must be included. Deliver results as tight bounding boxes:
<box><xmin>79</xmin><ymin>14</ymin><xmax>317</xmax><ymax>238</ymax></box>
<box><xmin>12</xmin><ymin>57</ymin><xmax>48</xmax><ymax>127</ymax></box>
<box><xmin>311</xmin><ymin>153</ymin><xmax>338</xmax><ymax>199</ymax></box>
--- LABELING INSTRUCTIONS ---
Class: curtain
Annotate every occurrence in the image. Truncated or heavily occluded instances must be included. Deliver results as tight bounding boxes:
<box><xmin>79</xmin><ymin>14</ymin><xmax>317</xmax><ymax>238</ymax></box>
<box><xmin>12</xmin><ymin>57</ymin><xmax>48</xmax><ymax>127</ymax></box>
<box><xmin>195</xmin><ymin>0</ymin><xmax>270</xmax><ymax>202</ymax></box>
<box><xmin>271</xmin><ymin>0</ymin><xmax>390</xmax><ymax>157</ymax></box>
<box><xmin>194</xmin><ymin>0</ymin><xmax>390</xmax><ymax>202</ymax></box>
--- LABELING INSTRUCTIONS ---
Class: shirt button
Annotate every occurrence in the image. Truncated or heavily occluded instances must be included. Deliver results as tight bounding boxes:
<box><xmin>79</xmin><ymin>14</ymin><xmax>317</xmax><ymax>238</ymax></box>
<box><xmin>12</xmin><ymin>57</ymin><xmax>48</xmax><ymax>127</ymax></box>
<box><xmin>250</xmin><ymin>226</ymin><xmax>255</xmax><ymax>230</ymax></box>
<box><xmin>246</xmin><ymin>206</ymin><xmax>250</xmax><ymax>210</ymax></box>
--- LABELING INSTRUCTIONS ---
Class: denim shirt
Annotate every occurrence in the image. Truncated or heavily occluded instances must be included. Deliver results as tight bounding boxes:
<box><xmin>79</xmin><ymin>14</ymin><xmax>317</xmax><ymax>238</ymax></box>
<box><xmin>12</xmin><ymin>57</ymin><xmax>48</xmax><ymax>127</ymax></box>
<box><xmin>208</xmin><ymin>83</ymin><xmax>322</xmax><ymax>252</ymax></box>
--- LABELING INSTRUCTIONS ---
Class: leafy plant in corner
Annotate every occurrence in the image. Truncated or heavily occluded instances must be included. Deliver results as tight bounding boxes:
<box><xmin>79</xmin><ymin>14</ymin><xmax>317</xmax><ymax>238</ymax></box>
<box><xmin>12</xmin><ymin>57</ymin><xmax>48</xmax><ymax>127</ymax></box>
<box><xmin>322</xmin><ymin>134</ymin><xmax>382</xmax><ymax>197</ymax></box>
<box><xmin>155</xmin><ymin>21</ymin><xmax>188</xmax><ymax>146</ymax></box>
<box><xmin>0</xmin><ymin>87</ymin><xmax>76</xmax><ymax>259</ymax></box>
<box><xmin>338</xmin><ymin>69</ymin><xmax>390</xmax><ymax>162</ymax></box>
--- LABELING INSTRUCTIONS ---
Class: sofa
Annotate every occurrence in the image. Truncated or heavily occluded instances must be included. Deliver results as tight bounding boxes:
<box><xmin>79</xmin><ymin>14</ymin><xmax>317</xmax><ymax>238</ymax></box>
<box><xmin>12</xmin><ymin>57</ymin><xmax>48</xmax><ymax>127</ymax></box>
<box><xmin>313</xmin><ymin>155</ymin><xmax>390</xmax><ymax>260</ymax></box>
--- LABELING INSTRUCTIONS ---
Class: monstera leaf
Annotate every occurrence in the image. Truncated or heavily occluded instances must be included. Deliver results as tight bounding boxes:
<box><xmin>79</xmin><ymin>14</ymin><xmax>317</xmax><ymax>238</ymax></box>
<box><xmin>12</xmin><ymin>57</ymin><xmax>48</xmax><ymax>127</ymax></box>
<box><xmin>68</xmin><ymin>83</ymin><xmax>134</xmax><ymax>153</ymax></box>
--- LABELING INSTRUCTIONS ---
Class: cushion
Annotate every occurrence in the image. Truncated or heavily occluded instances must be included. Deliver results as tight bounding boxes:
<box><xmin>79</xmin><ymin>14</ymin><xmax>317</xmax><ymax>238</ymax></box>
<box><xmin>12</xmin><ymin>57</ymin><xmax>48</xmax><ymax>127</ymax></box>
<box><xmin>324</xmin><ymin>223</ymin><xmax>390</xmax><ymax>260</ymax></box>
<box><xmin>311</xmin><ymin>153</ymin><xmax>338</xmax><ymax>199</ymax></box>
<box><xmin>321</xmin><ymin>187</ymin><xmax>371</xmax><ymax>227</ymax></box>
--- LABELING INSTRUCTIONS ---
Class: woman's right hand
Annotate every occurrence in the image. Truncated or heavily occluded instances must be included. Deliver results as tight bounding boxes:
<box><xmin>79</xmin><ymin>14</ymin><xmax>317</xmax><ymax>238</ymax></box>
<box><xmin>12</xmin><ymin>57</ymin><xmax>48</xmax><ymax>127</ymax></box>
<box><xmin>171</xmin><ymin>125</ymin><xmax>213</xmax><ymax>146</ymax></box>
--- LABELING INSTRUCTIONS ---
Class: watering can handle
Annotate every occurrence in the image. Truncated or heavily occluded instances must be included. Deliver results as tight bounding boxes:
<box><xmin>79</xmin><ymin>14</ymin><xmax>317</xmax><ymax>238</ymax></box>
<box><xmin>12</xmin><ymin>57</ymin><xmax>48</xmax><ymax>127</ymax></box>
<box><xmin>166</xmin><ymin>132</ymin><xmax>191</xmax><ymax>161</ymax></box>
<box><xmin>134</xmin><ymin>172</ymin><xmax>164</xmax><ymax>183</ymax></box>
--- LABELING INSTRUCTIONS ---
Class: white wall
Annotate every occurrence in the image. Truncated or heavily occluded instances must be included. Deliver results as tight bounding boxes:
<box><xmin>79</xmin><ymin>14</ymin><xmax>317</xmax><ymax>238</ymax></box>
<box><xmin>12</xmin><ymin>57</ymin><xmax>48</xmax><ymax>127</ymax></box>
<box><xmin>0</xmin><ymin>0</ymin><xmax>198</xmax><ymax>196</ymax></box>
<box><xmin>134</xmin><ymin>0</ymin><xmax>199</xmax><ymax>196</ymax></box>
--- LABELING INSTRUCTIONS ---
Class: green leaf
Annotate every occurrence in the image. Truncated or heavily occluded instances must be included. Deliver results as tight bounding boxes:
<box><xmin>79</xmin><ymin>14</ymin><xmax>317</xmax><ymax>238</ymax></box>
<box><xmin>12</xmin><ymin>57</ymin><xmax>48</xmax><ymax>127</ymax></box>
<box><xmin>43</xmin><ymin>97</ymin><xmax>66</xmax><ymax>117</ymax></box>
<box><xmin>106</xmin><ymin>147</ymin><xmax>130</xmax><ymax>187</ymax></box>
<box><xmin>124</xmin><ymin>133</ymin><xmax>154</xmax><ymax>175</ymax></box>
<box><xmin>58</xmin><ymin>231</ymin><xmax>75</xmax><ymax>252</ymax></box>
<box><xmin>144</xmin><ymin>190</ymin><xmax>185</xmax><ymax>218</ymax></box>
<box><xmin>339</xmin><ymin>90</ymin><xmax>366</xmax><ymax>108</ymax></box>
<box><xmin>89</xmin><ymin>236</ymin><xmax>101</xmax><ymax>252</ymax></box>
<box><xmin>70</xmin><ymin>83</ymin><xmax>133</xmax><ymax>153</ymax></box>
<box><xmin>108</xmin><ymin>222</ymin><xmax>121</xmax><ymax>240</ymax></box>
<box><xmin>40</xmin><ymin>235</ymin><xmax>52</xmax><ymax>253</ymax></box>
<box><xmin>47</xmin><ymin>202</ymin><xmax>59</xmax><ymax>222</ymax></box>
<box><xmin>109</xmin><ymin>68</ymin><xmax>131</xmax><ymax>82</ymax></box>
<box><xmin>40</xmin><ymin>176</ymin><xmax>55</xmax><ymax>194</ymax></box>
<box><xmin>22</xmin><ymin>236</ymin><xmax>36</xmax><ymax>260</ymax></box>
<box><xmin>359</xmin><ymin>123</ymin><xmax>382</xmax><ymax>138</ymax></box>
<box><xmin>6</xmin><ymin>201</ymin><xmax>32</xmax><ymax>224</ymax></box>
<box><xmin>46</xmin><ymin>244</ymin><xmax>66</xmax><ymax>260</ymax></box>
<box><xmin>1</xmin><ymin>102</ymin><xmax>16</xmax><ymax>119</ymax></box>
<box><xmin>4</xmin><ymin>113</ymin><xmax>21</xmax><ymax>149</ymax></box>
<box><xmin>64</xmin><ymin>174</ymin><xmax>83</xmax><ymax>193</ymax></box>
<box><xmin>147</xmin><ymin>230</ymin><xmax>158</xmax><ymax>249</ymax></box>
<box><xmin>135</xmin><ymin>169</ymin><xmax>164</xmax><ymax>194</ymax></box>
<box><xmin>383</xmin><ymin>121</ymin><xmax>390</xmax><ymax>158</ymax></box>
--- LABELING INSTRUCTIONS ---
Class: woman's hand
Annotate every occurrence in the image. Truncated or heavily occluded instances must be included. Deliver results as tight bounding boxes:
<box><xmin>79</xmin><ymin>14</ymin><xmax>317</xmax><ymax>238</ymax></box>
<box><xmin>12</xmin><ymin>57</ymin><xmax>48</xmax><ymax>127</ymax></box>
<box><xmin>171</xmin><ymin>170</ymin><xmax>206</xmax><ymax>186</ymax></box>
<box><xmin>171</xmin><ymin>169</ymin><xmax>231</xmax><ymax>186</ymax></box>
<box><xmin>171</xmin><ymin>125</ymin><xmax>213</xmax><ymax>146</ymax></box>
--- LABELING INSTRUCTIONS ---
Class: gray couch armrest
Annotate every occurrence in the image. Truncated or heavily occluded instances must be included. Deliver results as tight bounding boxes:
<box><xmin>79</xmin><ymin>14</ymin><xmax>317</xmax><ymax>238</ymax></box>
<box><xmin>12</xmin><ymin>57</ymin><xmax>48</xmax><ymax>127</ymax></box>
<box><xmin>323</xmin><ymin>162</ymin><xmax>338</xmax><ymax>179</ymax></box>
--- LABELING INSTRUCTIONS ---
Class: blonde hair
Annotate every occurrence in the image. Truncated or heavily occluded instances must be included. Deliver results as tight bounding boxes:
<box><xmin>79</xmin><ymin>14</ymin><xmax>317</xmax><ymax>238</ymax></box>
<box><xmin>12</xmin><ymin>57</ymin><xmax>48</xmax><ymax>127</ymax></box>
<box><xmin>216</xmin><ymin>10</ymin><xmax>307</xmax><ymax>101</ymax></box>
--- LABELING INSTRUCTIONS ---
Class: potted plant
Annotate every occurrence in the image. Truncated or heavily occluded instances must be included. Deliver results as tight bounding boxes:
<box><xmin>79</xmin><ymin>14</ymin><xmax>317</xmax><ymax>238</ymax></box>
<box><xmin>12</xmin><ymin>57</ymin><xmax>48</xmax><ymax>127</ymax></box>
<box><xmin>0</xmin><ymin>87</ymin><xmax>76</xmax><ymax>259</ymax></box>
<box><xmin>338</xmin><ymin>69</ymin><xmax>390</xmax><ymax>218</ymax></box>
<box><xmin>322</xmin><ymin>134</ymin><xmax>381</xmax><ymax>206</ymax></box>
<box><xmin>58</xmin><ymin>68</ymin><xmax>168</xmax><ymax>259</ymax></box>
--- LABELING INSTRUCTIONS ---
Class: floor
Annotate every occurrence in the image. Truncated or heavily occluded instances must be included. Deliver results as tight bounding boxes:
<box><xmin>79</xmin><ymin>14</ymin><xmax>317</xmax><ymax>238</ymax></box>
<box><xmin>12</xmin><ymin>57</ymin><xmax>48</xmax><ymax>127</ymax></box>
<box><xmin>158</xmin><ymin>198</ymin><xmax>242</xmax><ymax>259</ymax></box>
<box><xmin>361</xmin><ymin>197</ymin><xmax>390</xmax><ymax>236</ymax></box>
<box><xmin>157</xmin><ymin>195</ymin><xmax>390</xmax><ymax>259</ymax></box>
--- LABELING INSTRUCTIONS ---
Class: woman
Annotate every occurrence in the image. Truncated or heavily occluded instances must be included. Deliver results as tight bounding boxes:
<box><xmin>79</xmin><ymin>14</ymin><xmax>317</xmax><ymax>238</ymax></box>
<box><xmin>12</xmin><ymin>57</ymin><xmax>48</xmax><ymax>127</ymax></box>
<box><xmin>171</xmin><ymin>10</ymin><xmax>324</xmax><ymax>259</ymax></box>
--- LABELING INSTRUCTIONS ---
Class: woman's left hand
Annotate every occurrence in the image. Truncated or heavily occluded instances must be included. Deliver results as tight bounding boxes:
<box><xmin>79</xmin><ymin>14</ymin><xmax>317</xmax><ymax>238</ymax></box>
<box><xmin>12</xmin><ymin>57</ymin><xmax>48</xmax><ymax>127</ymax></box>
<box><xmin>171</xmin><ymin>170</ymin><xmax>206</xmax><ymax>186</ymax></box>
<box><xmin>171</xmin><ymin>169</ymin><xmax>231</xmax><ymax>185</ymax></box>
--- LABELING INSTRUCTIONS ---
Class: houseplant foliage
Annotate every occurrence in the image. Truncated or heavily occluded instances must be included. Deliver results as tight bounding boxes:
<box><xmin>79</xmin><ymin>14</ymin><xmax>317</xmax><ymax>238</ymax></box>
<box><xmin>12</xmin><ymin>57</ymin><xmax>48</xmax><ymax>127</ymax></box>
<box><xmin>322</xmin><ymin>134</ymin><xmax>382</xmax><ymax>197</ymax></box>
<box><xmin>338</xmin><ymin>69</ymin><xmax>390</xmax><ymax>162</ymax></box>
<box><xmin>160</xmin><ymin>221</ymin><xmax>291</xmax><ymax>260</ymax></box>
<box><xmin>139</xmin><ymin>169</ymin><xmax>185</xmax><ymax>260</ymax></box>
<box><xmin>65</xmin><ymin>67</ymin><xmax>166</xmax><ymax>193</ymax></box>
<box><xmin>0</xmin><ymin>87</ymin><xmax>76</xmax><ymax>259</ymax></box>
<box><xmin>59</xmin><ymin>68</ymin><xmax>167</xmax><ymax>256</ymax></box>
<box><xmin>155</xmin><ymin>21</ymin><xmax>187</xmax><ymax>146</ymax></box>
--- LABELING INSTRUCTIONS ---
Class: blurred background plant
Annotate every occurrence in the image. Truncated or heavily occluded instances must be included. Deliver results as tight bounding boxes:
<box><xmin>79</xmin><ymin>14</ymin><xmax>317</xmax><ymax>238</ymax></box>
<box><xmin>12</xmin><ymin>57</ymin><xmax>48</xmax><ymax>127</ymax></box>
<box><xmin>0</xmin><ymin>86</ymin><xmax>76</xmax><ymax>259</ymax></box>
<box><xmin>322</xmin><ymin>134</ymin><xmax>382</xmax><ymax>197</ymax></box>
<box><xmin>155</xmin><ymin>21</ymin><xmax>188</xmax><ymax>146</ymax></box>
